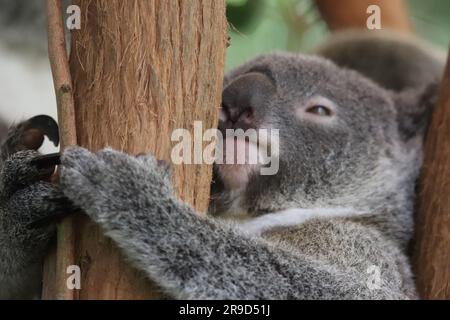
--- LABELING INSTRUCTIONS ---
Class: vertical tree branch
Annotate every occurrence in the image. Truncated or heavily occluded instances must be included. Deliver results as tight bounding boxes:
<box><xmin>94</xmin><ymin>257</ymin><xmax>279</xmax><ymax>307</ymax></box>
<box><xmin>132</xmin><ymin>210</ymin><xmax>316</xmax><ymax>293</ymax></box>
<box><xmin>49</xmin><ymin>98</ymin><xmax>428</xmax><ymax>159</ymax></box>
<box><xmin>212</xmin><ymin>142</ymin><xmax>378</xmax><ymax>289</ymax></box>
<box><xmin>43</xmin><ymin>0</ymin><xmax>78</xmax><ymax>300</ymax></box>
<box><xmin>46</xmin><ymin>0</ymin><xmax>77</xmax><ymax>147</ymax></box>
<box><xmin>414</xmin><ymin>48</ymin><xmax>450</xmax><ymax>299</ymax></box>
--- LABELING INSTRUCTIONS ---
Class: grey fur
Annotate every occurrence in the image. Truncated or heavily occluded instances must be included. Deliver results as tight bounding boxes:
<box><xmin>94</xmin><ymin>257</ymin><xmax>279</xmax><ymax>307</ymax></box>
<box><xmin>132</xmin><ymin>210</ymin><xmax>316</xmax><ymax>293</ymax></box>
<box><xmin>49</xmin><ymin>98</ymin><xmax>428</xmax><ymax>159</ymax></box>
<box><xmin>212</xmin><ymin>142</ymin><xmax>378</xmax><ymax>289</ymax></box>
<box><xmin>58</xmin><ymin>147</ymin><xmax>408</xmax><ymax>299</ymax></box>
<box><xmin>0</xmin><ymin>31</ymin><xmax>442</xmax><ymax>299</ymax></box>
<box><xmin>0</xmin><ymin>150</ymin><xmax>73</xmax><ymax>299</ymax></box>
<box><xmin>0</xmin><ymin>120</ymin><xmax>73</xmax><ymax>299</ymax></box>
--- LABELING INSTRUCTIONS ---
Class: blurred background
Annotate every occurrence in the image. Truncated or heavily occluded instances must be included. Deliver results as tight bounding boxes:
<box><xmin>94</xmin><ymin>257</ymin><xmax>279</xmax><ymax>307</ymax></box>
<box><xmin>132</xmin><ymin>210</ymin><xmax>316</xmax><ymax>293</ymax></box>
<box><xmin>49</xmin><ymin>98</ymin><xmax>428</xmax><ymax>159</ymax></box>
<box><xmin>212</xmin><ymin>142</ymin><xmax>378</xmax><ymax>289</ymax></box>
<box><xmin>0</xmin><ymin>0</ymin><xmax>448</xmax><ymax>150</ymax></box>
<box><xmin>226</xmin><ymin>0</ymin><xmax>449</xmax><ymax>69</ymax></box>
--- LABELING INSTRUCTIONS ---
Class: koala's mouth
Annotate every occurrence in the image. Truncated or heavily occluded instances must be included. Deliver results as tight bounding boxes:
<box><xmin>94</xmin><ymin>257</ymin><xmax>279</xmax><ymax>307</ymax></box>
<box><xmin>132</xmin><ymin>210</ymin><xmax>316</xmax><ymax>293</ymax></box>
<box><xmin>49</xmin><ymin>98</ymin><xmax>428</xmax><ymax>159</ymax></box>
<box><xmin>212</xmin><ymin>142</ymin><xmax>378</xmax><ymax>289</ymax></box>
<box><xmin>215</xmin><ymin>137</ymin><xmax>263</xmax><ymax>190</ymax></box>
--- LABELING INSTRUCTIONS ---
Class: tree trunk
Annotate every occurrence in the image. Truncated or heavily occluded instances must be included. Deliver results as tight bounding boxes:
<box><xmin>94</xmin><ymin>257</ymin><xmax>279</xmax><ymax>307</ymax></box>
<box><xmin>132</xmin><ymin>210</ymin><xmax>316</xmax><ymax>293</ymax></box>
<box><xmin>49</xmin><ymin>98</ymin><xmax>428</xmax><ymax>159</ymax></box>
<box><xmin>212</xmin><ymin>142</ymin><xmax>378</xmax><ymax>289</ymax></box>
<box><xmin>315</xmin><ymin>0</ymin><xmax>413</xmax><ymax>33</ymax></box>
<box><xmin>414</xmin><ymin>49</ymin><xmax>450</xmax><ymax>300</ymax></box>
<box><xmin>43</xmin><ymin>0</ymin><xmax>227</xmax><ymax>299</ymax></box>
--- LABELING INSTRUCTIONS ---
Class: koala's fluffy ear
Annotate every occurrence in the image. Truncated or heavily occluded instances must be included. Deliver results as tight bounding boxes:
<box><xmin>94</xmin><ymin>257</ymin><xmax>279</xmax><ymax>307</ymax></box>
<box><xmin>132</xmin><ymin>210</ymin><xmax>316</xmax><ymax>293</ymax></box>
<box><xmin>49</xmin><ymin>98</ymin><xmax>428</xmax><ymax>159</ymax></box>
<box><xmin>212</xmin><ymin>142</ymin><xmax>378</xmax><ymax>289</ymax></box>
<box><xmin>392</xmin><ymin>82</ymin><xmax>440</xmax><ymax>141</ymax></box>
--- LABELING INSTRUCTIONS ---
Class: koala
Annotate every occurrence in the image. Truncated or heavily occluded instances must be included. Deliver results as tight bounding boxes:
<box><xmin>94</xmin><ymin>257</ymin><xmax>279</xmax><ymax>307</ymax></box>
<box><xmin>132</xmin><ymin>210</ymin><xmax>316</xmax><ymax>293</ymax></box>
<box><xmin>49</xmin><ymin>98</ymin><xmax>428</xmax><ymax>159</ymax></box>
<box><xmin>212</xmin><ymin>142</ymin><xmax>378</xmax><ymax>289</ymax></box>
<box><xmin>0</xmin><ymin>31</ymin><xmax>443</xmax><ymax>299</ymax></box>
<box><xmin>0</xmin><ymin>116</ymin><xmax>75</xmax><ymax>299</ymax></box>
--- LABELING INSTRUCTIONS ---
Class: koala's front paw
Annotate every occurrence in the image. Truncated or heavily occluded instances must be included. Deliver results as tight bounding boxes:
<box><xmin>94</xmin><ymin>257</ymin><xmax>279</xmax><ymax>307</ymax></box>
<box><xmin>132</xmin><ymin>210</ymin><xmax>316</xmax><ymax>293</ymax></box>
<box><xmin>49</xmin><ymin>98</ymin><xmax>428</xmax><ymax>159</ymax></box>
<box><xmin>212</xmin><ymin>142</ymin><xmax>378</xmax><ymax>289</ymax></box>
<box><xmin>60</xmin><ymin>147</ymin><xmax>174</xmax><ymax>223</ymax></box>
<box><xmin>1</xmin><ymin>151</ymin><xmax>56</xmax><ymax>196</ymax></box>
<box><xmin>0</xmin><ymin>151</ymin><xmax>76</xmax><ymax>246</ymax></box>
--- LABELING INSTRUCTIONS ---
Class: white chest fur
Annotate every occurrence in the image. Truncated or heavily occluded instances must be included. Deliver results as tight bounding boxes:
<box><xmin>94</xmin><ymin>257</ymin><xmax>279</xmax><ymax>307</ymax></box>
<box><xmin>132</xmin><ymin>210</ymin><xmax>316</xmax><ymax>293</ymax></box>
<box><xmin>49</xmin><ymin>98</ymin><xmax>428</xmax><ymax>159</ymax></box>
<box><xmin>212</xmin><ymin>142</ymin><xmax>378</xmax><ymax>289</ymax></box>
<box><xmin>237</xmin><ymin>207</ymin><xmax>363</xmax><ymax>235</ymax></box>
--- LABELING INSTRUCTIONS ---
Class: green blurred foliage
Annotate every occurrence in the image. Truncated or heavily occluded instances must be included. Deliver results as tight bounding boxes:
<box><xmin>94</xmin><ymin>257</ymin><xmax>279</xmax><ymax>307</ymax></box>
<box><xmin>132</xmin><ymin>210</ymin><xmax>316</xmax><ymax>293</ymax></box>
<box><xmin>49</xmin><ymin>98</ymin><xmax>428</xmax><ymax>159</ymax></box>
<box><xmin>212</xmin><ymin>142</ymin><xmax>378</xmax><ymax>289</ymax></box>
<box><xmin>408</xmin><ymin>0</ymin><xmax>450</xmax><ymax>48</ymax></box>
<box><xmin>226</xmin><ymin>0</ymin><xmax>450</xmax><ymax>71</ymax></box>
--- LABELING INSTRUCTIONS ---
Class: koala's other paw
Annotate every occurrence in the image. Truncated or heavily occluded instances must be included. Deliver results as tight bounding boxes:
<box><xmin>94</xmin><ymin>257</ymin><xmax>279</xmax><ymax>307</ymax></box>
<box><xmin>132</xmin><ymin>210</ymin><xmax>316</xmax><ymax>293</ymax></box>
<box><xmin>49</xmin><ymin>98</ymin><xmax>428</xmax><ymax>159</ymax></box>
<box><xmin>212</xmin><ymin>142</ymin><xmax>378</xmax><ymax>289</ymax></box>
<box><xmin>0</xmin><ymin>150</ymin><xmax>57</xmax><ymax>196</ymax></box>
<box><xmin>0</xmin><ymin>151</ymin><xmax>76</xmax><ymax>248</ymax></box>
<box><xmin>60</xmin><ymin>147</ymin><xmax>174</xmax><ymax>223</ymax></box>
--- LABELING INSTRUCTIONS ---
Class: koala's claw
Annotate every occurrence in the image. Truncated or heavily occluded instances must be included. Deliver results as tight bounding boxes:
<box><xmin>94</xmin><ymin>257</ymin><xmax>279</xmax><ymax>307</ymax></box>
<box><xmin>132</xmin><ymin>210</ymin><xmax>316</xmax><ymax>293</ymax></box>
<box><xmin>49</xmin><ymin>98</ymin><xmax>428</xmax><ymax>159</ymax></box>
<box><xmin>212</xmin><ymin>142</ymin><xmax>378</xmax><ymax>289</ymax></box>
<box><xmin>24</xmin><ymin>115</ymin><xmax>60</xmax><ymax>147</ymax></box>
<box><xmin>29</xmin><ymin>153</ymin><xmax>61</xmax><ymax>169</ymax></box>
<box><xmin>0</xmin><ymin>115</ymin><xmax>59</xmax><ymax>161</ymax></box>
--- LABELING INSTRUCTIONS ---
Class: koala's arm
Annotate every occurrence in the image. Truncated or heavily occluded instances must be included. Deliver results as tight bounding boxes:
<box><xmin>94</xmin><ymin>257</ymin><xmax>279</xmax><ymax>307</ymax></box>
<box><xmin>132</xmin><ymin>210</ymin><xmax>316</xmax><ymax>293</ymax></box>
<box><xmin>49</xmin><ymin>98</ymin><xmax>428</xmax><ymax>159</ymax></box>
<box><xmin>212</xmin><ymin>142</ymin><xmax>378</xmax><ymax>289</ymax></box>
<box><xmin>0</xmin><ymin>116</ymin><xmax>72</xmax><ymax>299</ymax></box>
<box><xmin>59</xmin><ymin>147</ymin><xmax>407</xmax><ymax>300</ymax></box>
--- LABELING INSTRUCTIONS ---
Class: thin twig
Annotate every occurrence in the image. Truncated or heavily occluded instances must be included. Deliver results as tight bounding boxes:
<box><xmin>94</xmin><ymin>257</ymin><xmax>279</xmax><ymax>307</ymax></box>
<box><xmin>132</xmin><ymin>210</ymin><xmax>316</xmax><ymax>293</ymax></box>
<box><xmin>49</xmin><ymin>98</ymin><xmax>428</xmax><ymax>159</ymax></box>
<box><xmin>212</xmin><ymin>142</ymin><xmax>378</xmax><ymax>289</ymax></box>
<box><xmin>47</xmin><ymin>0</ymin><xmax>77</xmax><ymax>147</ymax></box>
<box><xmin>44</xmin><ymin>0</ymin><xmax>77</xmax><ymax>300</ymax></box>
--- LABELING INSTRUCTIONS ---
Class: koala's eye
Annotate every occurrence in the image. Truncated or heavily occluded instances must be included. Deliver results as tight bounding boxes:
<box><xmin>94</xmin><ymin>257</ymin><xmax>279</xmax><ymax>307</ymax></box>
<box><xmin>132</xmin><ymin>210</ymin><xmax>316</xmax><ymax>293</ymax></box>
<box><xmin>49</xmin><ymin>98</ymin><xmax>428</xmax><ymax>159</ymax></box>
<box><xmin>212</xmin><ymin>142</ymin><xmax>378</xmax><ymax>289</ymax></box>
<box><xmin>305</xmin><ymin>105</ymin><xmax>333</xmax><ymax>117</ymax></box>
<box><xmin>296</xmin><ymin>96</ymin><xmax>337</xmax><ymax>124</ymax></box>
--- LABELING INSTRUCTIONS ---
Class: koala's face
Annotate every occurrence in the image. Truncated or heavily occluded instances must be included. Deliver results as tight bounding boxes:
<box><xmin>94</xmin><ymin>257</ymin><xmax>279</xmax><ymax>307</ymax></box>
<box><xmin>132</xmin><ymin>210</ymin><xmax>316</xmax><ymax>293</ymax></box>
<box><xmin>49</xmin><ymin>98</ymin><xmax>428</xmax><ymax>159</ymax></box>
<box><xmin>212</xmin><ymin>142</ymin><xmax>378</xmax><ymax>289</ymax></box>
<box><xmin>212</xmin><ymin>53</ymin><xmax>416</xmax><ymax>215</ymax></box>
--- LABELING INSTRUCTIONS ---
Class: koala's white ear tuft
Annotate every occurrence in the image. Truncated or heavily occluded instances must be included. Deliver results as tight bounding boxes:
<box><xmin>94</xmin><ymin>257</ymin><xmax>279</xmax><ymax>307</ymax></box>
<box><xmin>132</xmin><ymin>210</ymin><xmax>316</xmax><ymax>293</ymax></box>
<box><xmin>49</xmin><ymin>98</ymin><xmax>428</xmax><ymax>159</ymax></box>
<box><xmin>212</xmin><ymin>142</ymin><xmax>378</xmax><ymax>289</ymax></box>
<box><xmin>392</xmin><ymin>82</ymin><xmax>440</xmax><ymax>141</ymax></box>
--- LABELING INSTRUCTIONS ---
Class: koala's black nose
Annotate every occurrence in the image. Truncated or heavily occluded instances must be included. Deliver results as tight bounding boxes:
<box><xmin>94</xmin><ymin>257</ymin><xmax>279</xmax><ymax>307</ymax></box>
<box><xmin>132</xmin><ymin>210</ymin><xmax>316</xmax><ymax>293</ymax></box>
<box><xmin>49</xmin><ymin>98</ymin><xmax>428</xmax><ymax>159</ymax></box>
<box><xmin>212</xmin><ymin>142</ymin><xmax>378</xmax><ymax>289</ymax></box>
<box><xmin>220</xmin><ymin>72</ymin><xmax>275</xmax><ymax>131</ymax></box>
<box><xmin>221</xmin><ymin>103</ymin><xmax>254</xmax><ymax>128</ymax></box>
